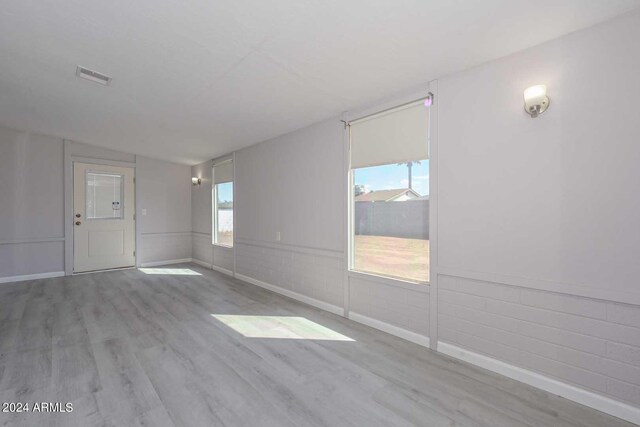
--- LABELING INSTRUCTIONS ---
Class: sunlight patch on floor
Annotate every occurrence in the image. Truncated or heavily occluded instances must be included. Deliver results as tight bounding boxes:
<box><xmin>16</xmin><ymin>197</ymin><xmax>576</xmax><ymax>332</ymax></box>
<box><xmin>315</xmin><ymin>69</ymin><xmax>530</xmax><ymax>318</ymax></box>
<box><xmin>211</xmin><ymin>315</ymin><xmax>354</xmax><ymax>341</ymax></box>
<box><xmin>139</xmin><ymin>268</ymin><xmax>202</xmax><ymax>275</ymax></box>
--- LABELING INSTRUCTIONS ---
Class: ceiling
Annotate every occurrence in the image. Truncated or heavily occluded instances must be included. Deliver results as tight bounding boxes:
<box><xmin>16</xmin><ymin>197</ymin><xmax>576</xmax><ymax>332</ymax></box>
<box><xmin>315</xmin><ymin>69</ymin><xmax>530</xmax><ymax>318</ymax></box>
<box><xmin>1</xmin><ymin>1</ymin><xmax>638</xmax><ymax>164</ymax></box>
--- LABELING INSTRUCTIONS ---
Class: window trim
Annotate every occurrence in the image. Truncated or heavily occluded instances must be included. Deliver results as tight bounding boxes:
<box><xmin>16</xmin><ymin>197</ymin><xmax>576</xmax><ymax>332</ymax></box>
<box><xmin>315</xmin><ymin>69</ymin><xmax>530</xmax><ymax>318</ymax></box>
<box><xmin>348</xmin><ymin>269</ymin><xmax>429</xmax><ymax>292</ymax></box>
<box><xmin>212</xmin><ymin>181</ymin><xmax>220</xmax><ymax>246</ymax></box>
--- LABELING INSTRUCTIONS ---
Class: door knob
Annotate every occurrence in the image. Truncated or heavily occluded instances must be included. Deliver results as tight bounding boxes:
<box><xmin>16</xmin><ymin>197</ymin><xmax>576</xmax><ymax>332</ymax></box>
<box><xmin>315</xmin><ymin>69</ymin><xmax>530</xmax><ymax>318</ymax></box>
<box><xmin>75</xmin><ymin>221</ymin><xmax>81</xmax><ymax>226</ymax></box>
<box><xmin>75</xmin><ymin>213</ymin><xmax>81</xmax><ymax>218</ymax></box>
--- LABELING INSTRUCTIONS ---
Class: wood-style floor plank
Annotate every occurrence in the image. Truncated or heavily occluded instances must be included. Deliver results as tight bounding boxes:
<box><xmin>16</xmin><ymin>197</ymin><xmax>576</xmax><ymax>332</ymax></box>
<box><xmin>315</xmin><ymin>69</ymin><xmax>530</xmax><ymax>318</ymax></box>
<box><xmin>0</xmin><ymin>263</ymin><xmax>635</xmax><ymax>426</ymax></box>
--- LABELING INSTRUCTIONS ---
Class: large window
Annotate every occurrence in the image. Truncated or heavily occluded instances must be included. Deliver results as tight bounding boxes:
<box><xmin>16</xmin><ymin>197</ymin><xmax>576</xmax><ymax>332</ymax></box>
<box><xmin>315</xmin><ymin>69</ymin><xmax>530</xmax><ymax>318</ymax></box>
<box><xmin>213</xmin><ymin>160</ymin><xmax>234</xmax><ymax>247</ymax></box>
<box><xmin>349</xmin><ymin>100</ymin><xmax>429</xmax><ymax>283</ymax></box>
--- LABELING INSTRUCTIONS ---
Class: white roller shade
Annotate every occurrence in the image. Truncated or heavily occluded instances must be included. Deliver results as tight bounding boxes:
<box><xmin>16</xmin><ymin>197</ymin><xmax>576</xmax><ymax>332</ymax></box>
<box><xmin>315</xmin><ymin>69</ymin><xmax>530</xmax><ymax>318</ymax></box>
<box><xmin>350</xmin><ymin>101</ymin><xmax>428</xmax><ymax>169</ymax></box>
<box><xmin>214</xmin><ymin>160</ymin><xmax>233</xmax><ymax>184</ymax></box>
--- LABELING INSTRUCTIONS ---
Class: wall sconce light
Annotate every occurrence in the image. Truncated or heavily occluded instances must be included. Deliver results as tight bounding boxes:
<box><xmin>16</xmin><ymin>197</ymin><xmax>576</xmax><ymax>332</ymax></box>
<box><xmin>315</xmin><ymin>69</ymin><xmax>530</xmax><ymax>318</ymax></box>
<box><xmin>524</xmin><ymin>85</ymin><xmax>549</xmax><ymax>118</ymax></box>
<box><xmin>192</xmin><ymin>177</ymin><xmax>202</xmax><ymax>186</ymax></box>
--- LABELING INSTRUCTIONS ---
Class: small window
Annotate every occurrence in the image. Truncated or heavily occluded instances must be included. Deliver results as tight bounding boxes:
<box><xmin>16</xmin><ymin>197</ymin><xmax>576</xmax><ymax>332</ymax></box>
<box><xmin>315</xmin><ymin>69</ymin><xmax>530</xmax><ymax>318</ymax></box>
<box><xmin>215</xmin><ymin>182</ymin><xmax>234</xmax><ymax>246</ymax></box>
<box><xmin>213</xmin><ymin>160</ymin><xmax>234</xmax><ymax>247</ymax></box>
<box><xmin>86</xmin><ymin>172</ymin><xmax>124</xmax><ymax>219</ymax></box>
<box><xmin>349</xmin><ymin>100</ymin><xmax>430</xmax><ymax>283</ymax></box>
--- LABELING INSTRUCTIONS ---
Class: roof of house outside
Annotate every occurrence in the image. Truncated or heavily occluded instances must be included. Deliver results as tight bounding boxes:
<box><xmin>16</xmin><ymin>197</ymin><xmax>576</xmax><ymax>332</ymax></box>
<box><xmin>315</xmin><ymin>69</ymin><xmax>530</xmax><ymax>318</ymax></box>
<box><xmin>354</xmin><ymin>188</ymin><xmax>420</xmax><ymax>202</ymax></box>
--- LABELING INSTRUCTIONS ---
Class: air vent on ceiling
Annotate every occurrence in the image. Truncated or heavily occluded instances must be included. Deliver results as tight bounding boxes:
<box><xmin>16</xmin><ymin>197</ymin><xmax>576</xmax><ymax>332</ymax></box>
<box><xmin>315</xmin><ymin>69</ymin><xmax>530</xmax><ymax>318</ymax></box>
<box><xmin>75</xmin><ymin>66</ymin><xmax>112</xmax><ymax>86</ymax></box>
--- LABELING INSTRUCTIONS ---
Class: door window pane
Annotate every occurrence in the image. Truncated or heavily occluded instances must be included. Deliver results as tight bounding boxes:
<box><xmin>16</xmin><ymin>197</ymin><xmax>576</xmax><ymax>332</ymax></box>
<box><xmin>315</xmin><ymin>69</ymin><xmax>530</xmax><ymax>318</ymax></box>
<box><xmin>353</xmin><ymin>160</ymin><xmax>429</xmax><ymax>283</ymax></box>
<box><xmin>86</xmin><ymin>172</ymin><xmax>124</xmax><ymax>219</ymax></box>
<box><xmin>215</xmin><ymin>182</ymin><xmax>233</xmax><ymax>246</ymax></box>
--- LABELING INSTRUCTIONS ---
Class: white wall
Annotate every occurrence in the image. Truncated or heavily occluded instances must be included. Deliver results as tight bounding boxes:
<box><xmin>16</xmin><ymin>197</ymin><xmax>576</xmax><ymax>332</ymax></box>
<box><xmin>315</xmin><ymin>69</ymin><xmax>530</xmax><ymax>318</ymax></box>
<box><xmin>235</xmin><ymin>119</ymin><xmax>344</xmax><ymax>251</ymax></box>
<box><xmin>0</xmin><ymin>124</ymin><xmax>192</xmax><ymax>280</ymax></box>
<box><xmin>191</xmin><ymin>161</ymin><xmax>212</xmax><ymax>236</ymax></box>
<box><xmin>434</xmin><ymin>11</ymin><xmax>640</xmax><ymax>417</ymax></box>
<box><xmin>191</xmin><ymin>161</ymin><xmax>213</xmax><ymax>267</ymax></box>
<box><xmin>0</xmin><ymin>127</ymin><xmax>64</xmax><ymax>279</ymax></box>
<box><xmin>137</xmin><ymin>156</ymin><xmax>192</xmax><ymax>264</ymax></box>
<box><xmin>233</xmin><ymin>119</ymin><xmax>345</xmax><ymax>310</ymax></box>
<box><xmin>437</xmin><ymin>12</ymin><xmax>640</xmax><ymax>304</ymax></box>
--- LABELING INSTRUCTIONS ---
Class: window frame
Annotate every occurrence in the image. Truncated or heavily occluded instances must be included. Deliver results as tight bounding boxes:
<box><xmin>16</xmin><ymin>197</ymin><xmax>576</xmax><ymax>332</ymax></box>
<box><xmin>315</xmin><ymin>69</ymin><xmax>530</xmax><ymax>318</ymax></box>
<box><xmin>212</xmin><ymin>160</ymin><xmax>234</xmax><ymax>248</ymax></box>
<box><xmin>346</xmin><ymin>98</ymin><xmax>431</xmax><ymax>286</ymax></box>
<box><xmin>85</xmin><ymin>169</ymin><xmax>125</xmax><ymax>220</ymax></box>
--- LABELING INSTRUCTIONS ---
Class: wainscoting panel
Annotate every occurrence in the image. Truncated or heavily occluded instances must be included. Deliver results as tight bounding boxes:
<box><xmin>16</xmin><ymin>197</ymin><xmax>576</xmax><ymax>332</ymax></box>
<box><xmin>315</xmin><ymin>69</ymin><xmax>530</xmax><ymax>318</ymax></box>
<box><xmin>235</xmin><ymin>240</ymin><xmax>344</xmax><ymax>308</ymax></box>
<box><xmin>349</xmin><ymin>275</ymin><xmax>430</xmax><ymax>338</ymax></box>
<box><xmin>437</xmin><ymin>274</ymin><xmax>640</xmax><ymax>408</ymax></box>
<box><xmin>213</xmin><ymin>245</ymin><xmax>233</xmax><ymax>272</ymax></box>
<box><xmin>192</xmin><ymin>232</ymin><xmax>213</xmax><ymax>266</ymax></box>
<box><xmin>140</xmin><ymin>232</ymin><xmax>192</xmax><ymax>265</ymax></box>
<box><xmin>0</xmin><ymin>240</ymin><xmax>64</xmax><ymax>280</ymax></box>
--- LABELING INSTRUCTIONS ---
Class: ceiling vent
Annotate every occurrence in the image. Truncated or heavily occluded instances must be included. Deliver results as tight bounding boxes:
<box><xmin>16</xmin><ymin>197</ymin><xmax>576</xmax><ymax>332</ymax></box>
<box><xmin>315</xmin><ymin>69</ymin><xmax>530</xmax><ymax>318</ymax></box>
<box><xmin>75</xmin><ymin>66</ymin><xmax>112</xmax><ymax>86</ymax></box>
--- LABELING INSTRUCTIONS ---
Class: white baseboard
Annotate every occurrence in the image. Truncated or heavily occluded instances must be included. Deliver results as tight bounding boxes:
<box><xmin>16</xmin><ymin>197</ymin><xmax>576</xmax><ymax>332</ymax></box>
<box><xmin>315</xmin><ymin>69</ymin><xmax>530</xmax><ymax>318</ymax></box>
<box><xmin>0</xmin><ymin>271</ymin><xmax>65</xmax><ymax>284</ymax></box>
<box><xmin>349</xmin><ymin>312</ymin><xmax>430</xmax><ymax>348</ymax></box>
<box><xmin>235</xmin><ymin>273</ymin><xmax>344</xmax><ymax>316</ymax></box>
<box><xmin>190</xmin><ymin>259</ymin><xmax>234</xmax><ymax>277</ymax></box>
<box><xmin>191</xmin><ymin>258</ymin><xmax>235</xmax><ymax>277</ymax></box>
<box><xmin>191</xmin><ymin>258</ymin><xmax>213</xmax><ymax>269</ymax></box>
<box><xmin>139</xmin><ymin>258</ymin><xmax>193</xmax><ymax>268</ymax></box>
<box><xmin>233</xmin><ymin>273</ymin><xmax>431</xmax><ymax>347</ymax></box>
<box><xmin>437</xmin><ymin>341</ymin><xmax>640</xmax><ymax>425</ymax></box>
<box><xmin>211</xmin><ymin>264</ymin><xmax>234</xmax><ymax>277</ymax></box>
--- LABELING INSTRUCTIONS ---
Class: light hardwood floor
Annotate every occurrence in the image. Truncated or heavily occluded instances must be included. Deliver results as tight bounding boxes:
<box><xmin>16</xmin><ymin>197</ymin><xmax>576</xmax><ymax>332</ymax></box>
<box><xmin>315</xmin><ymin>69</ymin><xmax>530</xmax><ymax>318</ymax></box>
<box><xmin>0</xmin><ymin>263</ymin><xmax>635</xmax><ymax>427</ymax></box>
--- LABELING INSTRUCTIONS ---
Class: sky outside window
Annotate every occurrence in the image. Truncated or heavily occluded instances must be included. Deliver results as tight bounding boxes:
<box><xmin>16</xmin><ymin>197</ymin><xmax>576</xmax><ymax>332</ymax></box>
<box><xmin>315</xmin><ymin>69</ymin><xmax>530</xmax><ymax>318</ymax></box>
<box><xmin>354</xmin><ymin>161</ymin><xmax>429</xmax><ymax>196</ymax></box>
<box><xmin>217</xmin><ymin>182</ymin><xmax>233</xmax><ymax>202</ymax></box>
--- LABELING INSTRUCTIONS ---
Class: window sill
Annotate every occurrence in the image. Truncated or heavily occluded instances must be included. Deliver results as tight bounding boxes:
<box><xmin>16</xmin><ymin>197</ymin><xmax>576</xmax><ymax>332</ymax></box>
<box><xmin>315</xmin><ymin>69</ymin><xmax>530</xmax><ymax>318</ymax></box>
<box><xmin>348</xmin><ymin>270</ymin><xmax>429</xmax><ymax>293</ymax></box>
<box><xmin>213</xmin><ymin>243</ymin><xmax>234</xmax><ymax>249</ymax></box>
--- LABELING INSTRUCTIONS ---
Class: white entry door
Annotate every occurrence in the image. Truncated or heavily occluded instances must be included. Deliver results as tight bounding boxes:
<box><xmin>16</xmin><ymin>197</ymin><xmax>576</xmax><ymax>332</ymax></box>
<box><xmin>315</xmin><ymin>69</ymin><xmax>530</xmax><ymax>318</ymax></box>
<box><xmin>73</xmin><ymin>162</ymin><xmax>135</xmax><ymax>273</ymax></box>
